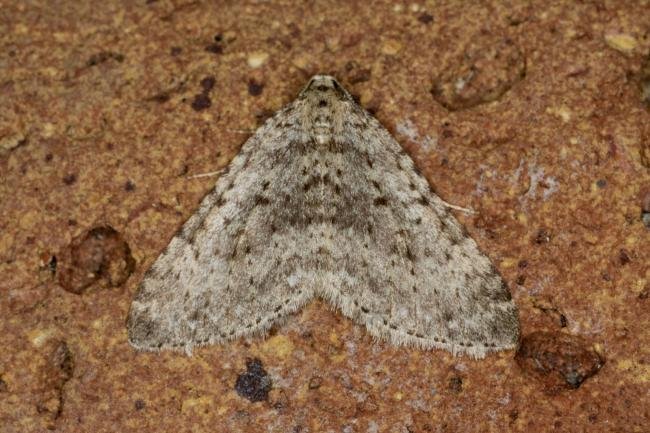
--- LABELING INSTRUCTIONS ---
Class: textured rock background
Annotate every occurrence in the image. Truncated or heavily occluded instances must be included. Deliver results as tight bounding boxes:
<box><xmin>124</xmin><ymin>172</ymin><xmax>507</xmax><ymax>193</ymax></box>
<box><xmin>1</xmin><ymin>1</ymin><xmax>649</xmax><ymax>432</ymax></box>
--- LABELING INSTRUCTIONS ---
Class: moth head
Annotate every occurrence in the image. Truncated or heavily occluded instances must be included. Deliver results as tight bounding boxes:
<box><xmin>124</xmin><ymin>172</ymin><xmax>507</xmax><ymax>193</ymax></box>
<box><xmin>298</xmin><ymin>75</ymin><xmax>360</xmax><ymax>145</ymax></box>
<box><xmin>300</xmin><ymin>75</ymin><xmax>353</xmax><ymax>103</ymax></box>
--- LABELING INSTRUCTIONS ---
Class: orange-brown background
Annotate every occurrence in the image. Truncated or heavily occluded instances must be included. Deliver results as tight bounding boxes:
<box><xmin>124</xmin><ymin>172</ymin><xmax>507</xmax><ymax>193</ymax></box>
<box><xmin>1</xmin><ymin>1</ymin><xmax>648</xmax><ymax>432</ymax></box>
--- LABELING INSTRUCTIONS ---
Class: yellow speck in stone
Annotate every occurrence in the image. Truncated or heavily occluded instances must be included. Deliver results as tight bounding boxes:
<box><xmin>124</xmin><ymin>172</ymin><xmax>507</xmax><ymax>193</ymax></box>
<box><xmin>247</xmin><ymin>52</ymin><xmax>269</xmax><ymax>69</ymax></box>
<box><xmin>28</xmin><ymin>328</ymin><xmax>53</xmax><ymax>347</ymax></box>
<box><xmin>516</xmin><ymin>213</ymin><xmax>528</xmax><ymax>224</ymax></box>
<box><xmin>325</xmin><ymin>36</ymin><xmax>340</xmax><ymax>52</ymax></box>
<box><xmin>559</xmin><ymin>146</ymin><xmax>569</xmax><ymax>159</ymax></box>
<box><xmin>582</xmin><ymin>232</ymin><xmax>599</xmax><ymax>244</ymax></box>
<box><xmin>181</xmin><ymin>396</ymin><xmax>213</xmax><ymax>414</ymax></box>
<box><xmin>565</xmin><ymin>28</ymin><xmax>577</xmax><ymax>39</ymax></box>
<box><xmin>617</xmin><ymin>359</ymin><xmax>633</xmax><ymax>370</ymax></box>
<box><xmin>53</xmin><ymin>32</ymin><xmax>69</xmax><ymax>43</ymax></box>
<box><xmin>604</xmin><ymin>33</ymin><xmax>637</xmax><ymax>52</ymax></box>
<box><xmin>42</xmin><ymin>123</ymin><xmax>56</xmax><ymax>138</ymax></box>
<box><xmin>1</xmin><ymin>132</ymin><xmax>25</xmax><ymax>152</ymax></box>
<box><xmin>547</xmin><ymin>106</ymin><xmax>571</xmax><ymax>122</ymax></box>
<box><xmin>260</xmin><ymin>334</ymin><xmax>294</xmax><ymax>359</ymax></box>
<box><xmin>393</xmin><ymin>391</ymin><xmax>403</xmax><ymax>401</ymax></box>
<box><xmin>216</xmin><ymin>405</ymin><xmax>229</xmax><ymax>415</ymax></box>
<box><xmin>382</xmin><ymin>39</ymin><xmax>403</xmax><ymax>56</ymax></box>
<box><xmin>616</xmin><ymin>359</ymin><xmax>650</xmax><ymax>382</ymax></box>
<box><xmin>500</xmin><ymin>257</ymin><xmax>517</xmax><ymax>268</ymax></box>
<box><xmin>624</xmin><ymin>235</ymin><xmax>637</xmax><ymax>247</ymax></box>
<box><xmin>0</xmin><ymin>232</ymin><xmax>12</xmax><ymax>253</ymax></box>
<box><xmin>19</xmin><ymin>210</ymin><xmax>39</xmax><ymax>230</ymax></box>
<box><xmin>292</xmin><ymin>54</ymin><xmax>310</xmax><ymax>70</ymax></box>
<box><xmin>45</xmin><ymin>67</ymin><xmax>62</xmax><ymax>78</ymax></box>
<box><xmin>359</xmin><ymin>89</ymin><xmax>375</xmax><ymax>106</ymax></box>
<box><xmin>15</xmin><ymin>23</ymin><xmax>28</xmax><ymax>34</ymax></box>
<box><xmin>592</xmin><ymin>343</ymin><xmax>605</xmax><ymax>357</ymax></box>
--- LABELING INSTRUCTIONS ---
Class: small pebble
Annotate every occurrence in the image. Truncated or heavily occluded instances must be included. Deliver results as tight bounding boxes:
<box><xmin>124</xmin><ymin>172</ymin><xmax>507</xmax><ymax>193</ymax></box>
<box><xmin>604</xmin><ymin>33</ymin><xmax>637</xmax><ymax>53</ymax></box>
<box><xmin>247</xmin><ymin>52</ymin><xmax>269</xmax><ymax>69</ymax></box>
<box><xmin>200</xmin><ymin>76</ymin><xmax>216</xmax><ymax>92</ymax></box>
<box><xmin>234</xmin><ymin>358</ymin><xmax>272</xmax><ymax>402</ymax></box>
<box><xmin>191</xmin><ymin>94</ymin><xmax>211</xmax><ymax>111</ymax></box>
<box><xmin>418</xmin><ymin>13</ymin><xmax>434</xmax><ymax>24</ymax></box>
<box><xmin>248</xmin><ymin>79</ymin><xmax>264</xmax><ymax>96</ymax></box>
<box><xmin>381</xmin><ymin>39</ymin><xmax>403</xmax><ymax>56</ymax></box>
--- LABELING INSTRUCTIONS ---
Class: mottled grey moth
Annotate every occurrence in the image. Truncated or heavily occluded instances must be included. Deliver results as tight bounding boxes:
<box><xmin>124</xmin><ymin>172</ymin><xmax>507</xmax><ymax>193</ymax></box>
<box><xmin>127</xmin><ymin>75</ymin><xmax>519</xmax><ymax>358</ymax></box>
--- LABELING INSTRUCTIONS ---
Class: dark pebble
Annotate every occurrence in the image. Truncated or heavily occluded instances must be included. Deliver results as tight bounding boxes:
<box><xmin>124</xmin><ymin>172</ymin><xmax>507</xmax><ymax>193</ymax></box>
<box><xmin>191</xmin><ymin>93</ymin><xmax>212</xmax><ymax>111</ymax></box>
<box><xmin>234</xmin><ymin>358</ymin><xmax>272</xmax><ymax>402</ymax></box>
<box><xmin>516</xmin><ymin>331</ymin><xmax>604</xmax><ymax>394</ymax></box>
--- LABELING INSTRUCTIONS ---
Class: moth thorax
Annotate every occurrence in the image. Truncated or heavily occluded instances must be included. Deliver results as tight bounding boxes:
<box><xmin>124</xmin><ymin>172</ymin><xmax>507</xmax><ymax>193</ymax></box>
<box><xmin>312</xmin><ymin>114</ymin><xmax>333</xmax><ymax>145</ymax></box>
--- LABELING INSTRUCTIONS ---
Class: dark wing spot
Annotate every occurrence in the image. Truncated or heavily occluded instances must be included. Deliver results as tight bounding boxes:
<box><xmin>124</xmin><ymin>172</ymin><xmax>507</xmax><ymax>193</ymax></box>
<box><xmin>254</xmin><ymin>195</ymin><xmax>270</xmax><ymax>205</ymax></box>
<box><xmin>449</xmin><ymin>230</ymin><xmax>463</xmax><ymax>246</ymax></box>
<box><xmin>405</xmin><ymin>246</ymin><xmax>416</xmax><ymax>262</ymax></box>
<box><xmin>373</xmin><ymin>197</ymin><xmax>388</xmax><ymax>206</ymax></box>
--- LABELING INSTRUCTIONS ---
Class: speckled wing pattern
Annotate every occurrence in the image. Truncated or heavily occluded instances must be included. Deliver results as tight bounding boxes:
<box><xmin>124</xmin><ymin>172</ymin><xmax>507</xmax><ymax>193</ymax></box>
<box><xmin>127</xmin><ymin>75</ymin><xmax>519</xmax><ymax>358</ymax></box>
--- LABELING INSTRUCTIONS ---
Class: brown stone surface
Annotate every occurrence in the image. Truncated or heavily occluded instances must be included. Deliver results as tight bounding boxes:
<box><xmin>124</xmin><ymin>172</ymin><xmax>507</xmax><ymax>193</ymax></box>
<box><xmin>515</xmin><ymin>331</ymin><xmax>604</xmax><ymax>395</ymax></box>
<box><xmin>1</xmin><ymin>1</ymin><xmax>648</xmax><ymax>432</ymax></box>
<box><xmin>58</xmin><ymin>226</ymin><xmax>135</xmax><ymax>294</ymax></box>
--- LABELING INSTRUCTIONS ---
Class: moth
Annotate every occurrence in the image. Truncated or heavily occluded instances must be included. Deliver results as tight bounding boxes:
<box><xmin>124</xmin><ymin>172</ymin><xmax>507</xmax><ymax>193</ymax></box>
<box><xmin>127</xmin><ymin>75</ymin><xmax>519</xmax><ymax>358</ymax></box>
